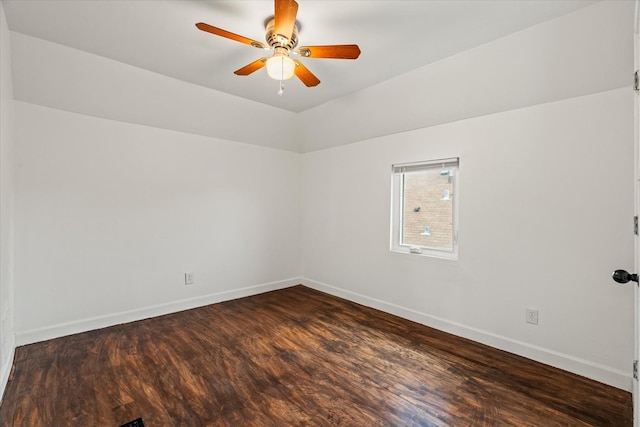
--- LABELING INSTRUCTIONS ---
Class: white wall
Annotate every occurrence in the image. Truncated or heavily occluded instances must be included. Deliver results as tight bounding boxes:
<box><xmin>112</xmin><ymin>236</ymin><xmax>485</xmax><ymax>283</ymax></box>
<box><xmin>13</xmin><ymin>102</ymin><xmax>301</xmax><ymax>343</ymax></box>
<box><xmin>0</xmin><ymin>1</ymin><xmax>16</xmax><ymax>400</ymax></box>
<box><xmin>301</xmin><ymin>87</ymin><xmax>634</xmax><ymax>390</ymax></box>
<box><xmin>299</xmin><ymin>0</ymin><xmax>633</xmax><ymax>152</ymax></box>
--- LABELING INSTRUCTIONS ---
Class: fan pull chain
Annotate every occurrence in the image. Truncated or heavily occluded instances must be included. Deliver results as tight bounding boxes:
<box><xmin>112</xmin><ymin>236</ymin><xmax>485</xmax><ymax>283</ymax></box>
<box><xmin>277</xmin><ymin>58</ymin><xmax>285</xmax><ymax>96</ymax></box>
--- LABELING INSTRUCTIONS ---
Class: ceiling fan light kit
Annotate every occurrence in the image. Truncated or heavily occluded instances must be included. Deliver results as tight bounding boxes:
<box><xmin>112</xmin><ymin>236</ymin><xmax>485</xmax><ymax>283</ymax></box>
<box><xmin>196</xmin><ymin>0</ymin><xmax>360</xmax><ymax>95</ymax></box>
<box><xmin>266</xmin><ymin>47</ymin><xmax>295</xmax><ymax>81</ymax></box>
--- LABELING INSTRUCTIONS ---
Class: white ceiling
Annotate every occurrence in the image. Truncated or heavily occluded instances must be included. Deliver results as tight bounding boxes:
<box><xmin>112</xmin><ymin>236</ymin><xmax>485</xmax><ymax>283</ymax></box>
<box><xmin>3</xmin><ymin>0</ymin><xmax>596</xmax><ymax>113</ymax></box>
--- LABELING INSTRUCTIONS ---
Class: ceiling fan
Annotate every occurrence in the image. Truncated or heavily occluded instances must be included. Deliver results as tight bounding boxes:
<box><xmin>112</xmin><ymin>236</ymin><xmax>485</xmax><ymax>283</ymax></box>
<box><xmin>196</xmin><ymin>0</ymin><xmax>361</xmax><ymax>94</ymax></box>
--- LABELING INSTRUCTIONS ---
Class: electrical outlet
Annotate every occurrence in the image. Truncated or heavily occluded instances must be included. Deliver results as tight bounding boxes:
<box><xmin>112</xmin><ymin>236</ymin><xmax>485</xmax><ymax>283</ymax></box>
<box><xmin>526</xmin><ymin>308</ymin><xmax>538</xmax><ymax>325</ymax></box>
<box><xmin>185</xmin><ymin>273</ymin><xmax>194</xmax><ymax>285</ymax></box>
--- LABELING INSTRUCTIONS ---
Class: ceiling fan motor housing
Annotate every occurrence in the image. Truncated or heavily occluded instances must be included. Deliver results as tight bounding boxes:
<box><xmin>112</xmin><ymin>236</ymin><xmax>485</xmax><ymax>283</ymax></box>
<box><xmin>265</xmin><ymin>18</ymin><xmax>298</xmax><ymax>50</ymax></box>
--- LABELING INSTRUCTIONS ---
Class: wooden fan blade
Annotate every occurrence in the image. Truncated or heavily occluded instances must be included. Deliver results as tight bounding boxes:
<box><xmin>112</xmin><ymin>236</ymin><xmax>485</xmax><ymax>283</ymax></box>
<box><xmin>293</xmin><ymin>60</ymin><xmax>320</xmax><ymax>87</ymax></box>
<box><xmin>196</xmin><ymin>22</ymin><xmax>266</xmax><ymax>49</ymax></box>
<box><xmin>298</xmin><ymin>45</ymin><xmax>361</xmax><ymax>59</ymax></box>
<box><xmin>275</xmin><ymin>0</ymin><xmax>298</xmax><ymax>41</ymax></box>
<box><xmin>234</xmin><ymin>58</ymin><xmax>268</xmax><ymax>76</ymax></box>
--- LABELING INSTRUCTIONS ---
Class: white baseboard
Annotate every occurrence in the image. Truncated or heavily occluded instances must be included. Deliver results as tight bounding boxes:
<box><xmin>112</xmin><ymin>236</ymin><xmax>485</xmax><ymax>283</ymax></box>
<box><xmin>13</xmin><ymin>277</ymin><xmax>632</xmax><ymax>391</ymax></box>
<box><xmin>16</xmin><ymin>277</ymin><xmax>301</xmax><ymax>346</ymax></box>
<box><xmin>0</xmin><ymin>334</ymin><xmax>15</xmax><ymax>404</ymax></box>
<box><xmin>302</xmin><ymin>277</ymin><xmax>632</xmax><ymax>392</ymax></box>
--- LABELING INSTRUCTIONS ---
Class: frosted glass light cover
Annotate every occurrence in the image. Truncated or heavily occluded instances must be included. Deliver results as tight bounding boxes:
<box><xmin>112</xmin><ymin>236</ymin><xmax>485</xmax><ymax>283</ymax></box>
<box><xmin>266</xmin><ymin>55</ymin><xmax>295</xmax><ymax>80</ymax></box>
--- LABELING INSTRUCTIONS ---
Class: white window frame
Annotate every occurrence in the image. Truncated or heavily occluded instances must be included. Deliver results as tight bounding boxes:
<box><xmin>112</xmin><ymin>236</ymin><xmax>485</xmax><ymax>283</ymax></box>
<box><xmin>390</xmin><ymin>158</ymin><xmax>459</xmax><ymax>259</ymax></box>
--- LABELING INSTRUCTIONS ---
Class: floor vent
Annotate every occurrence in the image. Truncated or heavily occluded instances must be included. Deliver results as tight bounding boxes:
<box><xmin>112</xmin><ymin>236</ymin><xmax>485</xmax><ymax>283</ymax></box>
<box><xmin>120</xmin><ymin>418</ymin><xmax>144</xmax><ymax>427</ymax></box>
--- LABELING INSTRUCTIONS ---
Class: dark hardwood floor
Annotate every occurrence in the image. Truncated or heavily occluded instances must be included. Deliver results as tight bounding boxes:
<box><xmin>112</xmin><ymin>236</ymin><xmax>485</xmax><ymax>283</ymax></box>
<box><xmin>0</xmin><ymin>285</ymin><xmax>632</xmax><ymax>426</ymax></box>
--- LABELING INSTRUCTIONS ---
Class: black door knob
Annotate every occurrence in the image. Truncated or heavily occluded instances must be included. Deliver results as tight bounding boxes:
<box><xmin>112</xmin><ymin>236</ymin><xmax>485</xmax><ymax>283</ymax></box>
<box><xmin>612</xmin><ymin>269</ymin><xmax>639</xmax><ymax>284</ymax></box>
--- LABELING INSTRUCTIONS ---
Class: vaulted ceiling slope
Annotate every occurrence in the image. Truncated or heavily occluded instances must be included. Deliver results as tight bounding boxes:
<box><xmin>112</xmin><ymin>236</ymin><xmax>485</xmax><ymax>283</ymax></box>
<box><xmin>2</xmin><ymin>0</ymin><xmax>632</xmax><ymax>152</ymax></box>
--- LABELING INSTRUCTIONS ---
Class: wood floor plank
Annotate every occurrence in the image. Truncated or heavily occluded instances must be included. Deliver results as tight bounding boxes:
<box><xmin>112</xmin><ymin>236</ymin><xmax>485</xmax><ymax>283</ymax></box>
<box><xmin>0</xmin><ymin>285</ymin><xmax>632</xmax><ymax>426</ymax></box>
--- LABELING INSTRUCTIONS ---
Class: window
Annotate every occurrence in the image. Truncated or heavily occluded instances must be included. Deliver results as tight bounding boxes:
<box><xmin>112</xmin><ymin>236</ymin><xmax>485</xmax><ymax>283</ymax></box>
<box><xmin>391</xmin><ymin>158</ymin><xmax>459</xmax><ymax>259</ymax></box>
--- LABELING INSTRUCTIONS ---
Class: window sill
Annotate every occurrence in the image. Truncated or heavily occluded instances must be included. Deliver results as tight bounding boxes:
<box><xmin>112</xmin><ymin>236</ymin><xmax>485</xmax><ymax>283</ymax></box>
<box><xmin>390</xmin><ymin>247</ymin><xmax>458</xmax><ymax>260</ymax></box>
